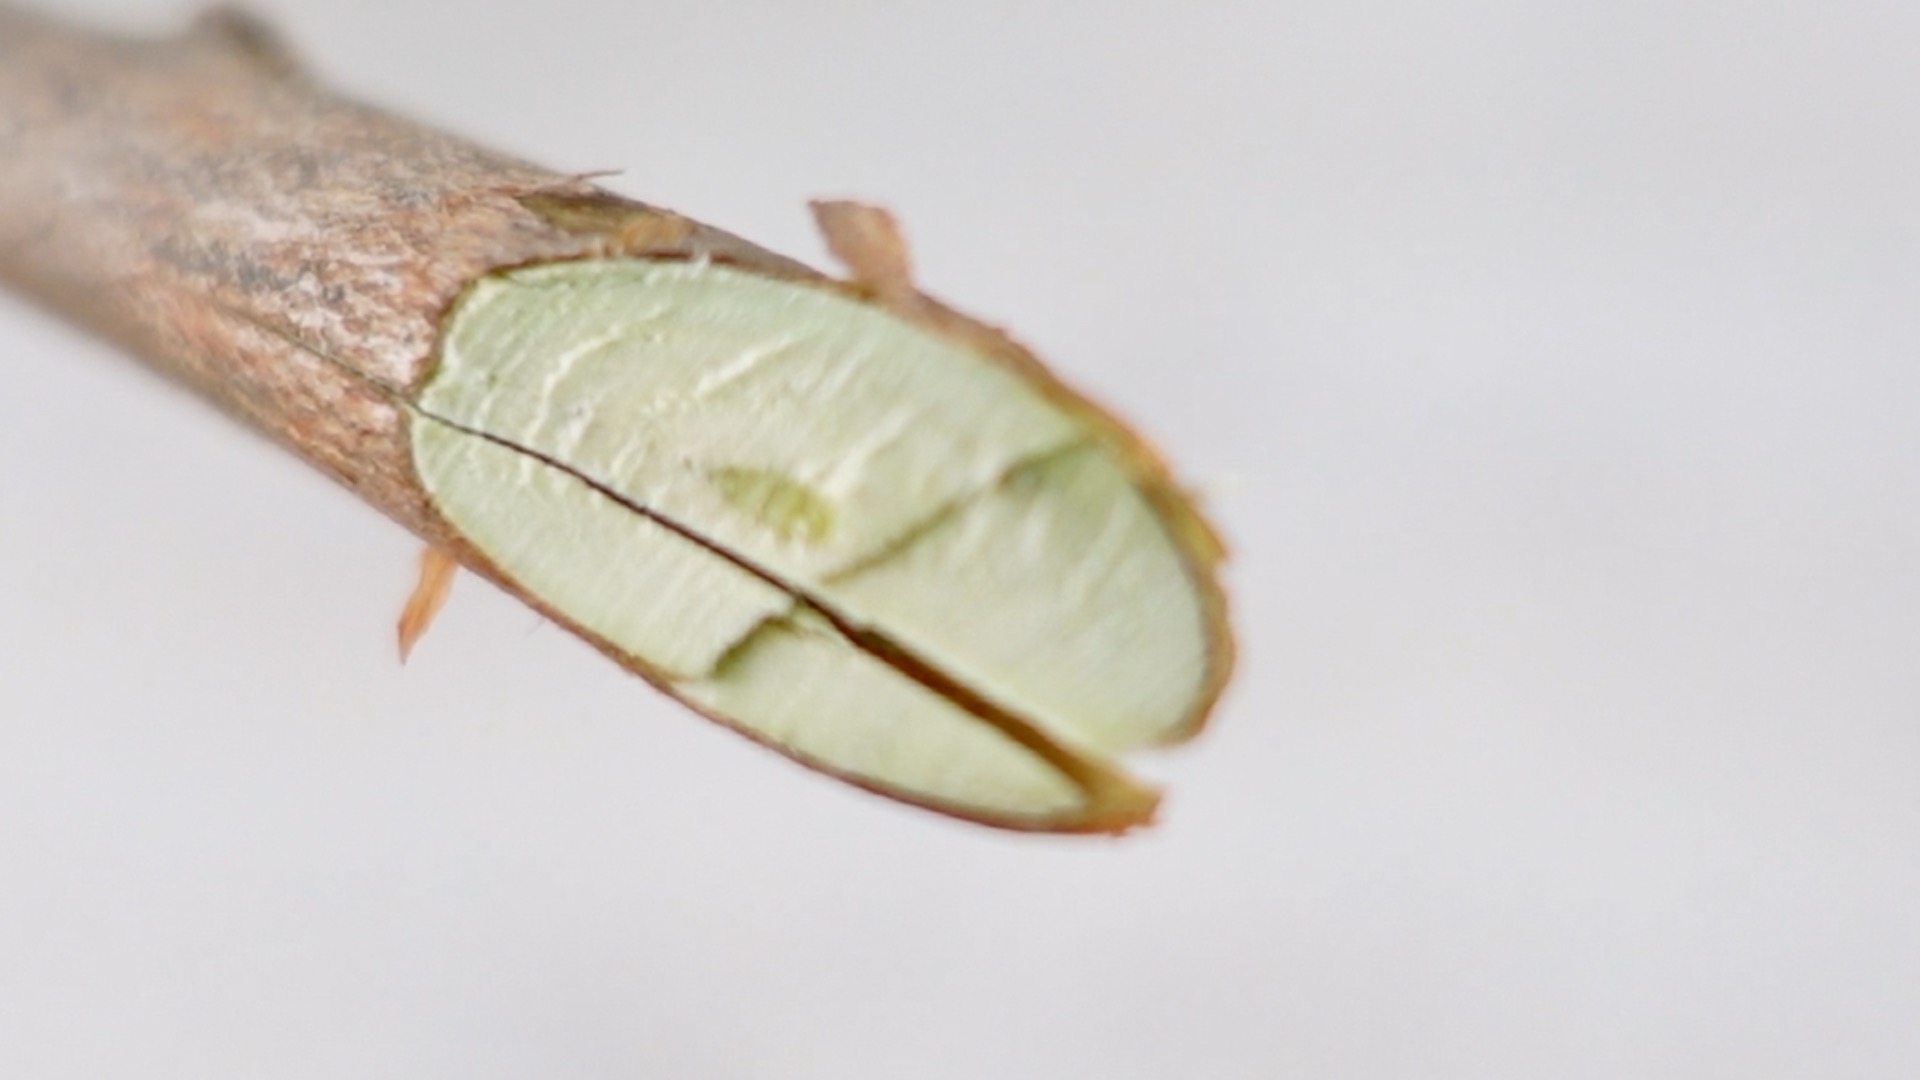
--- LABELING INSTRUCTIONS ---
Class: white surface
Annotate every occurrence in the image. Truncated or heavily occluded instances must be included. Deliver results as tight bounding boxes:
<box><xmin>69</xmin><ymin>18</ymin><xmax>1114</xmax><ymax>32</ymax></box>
<box><xmin>3</xmin><ymin>1</ymin><xmax>1917</xmax><ymax>1076</ymax></box>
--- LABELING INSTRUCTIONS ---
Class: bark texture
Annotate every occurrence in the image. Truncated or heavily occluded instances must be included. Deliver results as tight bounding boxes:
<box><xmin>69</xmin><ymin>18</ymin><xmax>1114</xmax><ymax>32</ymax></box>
<box><xmin>0</xmin><ymin>5</ymin><xmax>808</xmax><ymax>554</ymax></box>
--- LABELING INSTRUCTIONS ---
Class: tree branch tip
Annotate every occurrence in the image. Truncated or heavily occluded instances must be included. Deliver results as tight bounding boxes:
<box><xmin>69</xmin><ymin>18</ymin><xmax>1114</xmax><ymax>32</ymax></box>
<box><xmin>0</xmin><ymin>11</ymin><xmax>1235</xmax><ymax>832</ymax></box>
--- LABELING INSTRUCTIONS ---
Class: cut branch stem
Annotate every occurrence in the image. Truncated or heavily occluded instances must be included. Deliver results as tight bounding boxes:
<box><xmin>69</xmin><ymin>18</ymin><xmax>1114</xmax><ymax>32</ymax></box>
<box><xmin>0</xmin><ymin>4</ymin><xmax>1233</xmax><ymax>833</ymax></box>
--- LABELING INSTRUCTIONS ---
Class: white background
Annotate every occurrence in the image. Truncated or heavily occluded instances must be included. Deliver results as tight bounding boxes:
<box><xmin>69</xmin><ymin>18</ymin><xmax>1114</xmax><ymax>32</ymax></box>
<box><xmin>3</xmin><ymin>1</ymin><xmax>1917</xmax><ymax>1076</ymax></box>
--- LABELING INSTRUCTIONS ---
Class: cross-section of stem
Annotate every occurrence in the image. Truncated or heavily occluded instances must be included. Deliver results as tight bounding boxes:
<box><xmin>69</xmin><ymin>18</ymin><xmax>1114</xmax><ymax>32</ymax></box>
<box><xmin>0</xmin><ymin>4</ymin><xmax>1233</xmax><ymax>832</ymax></box>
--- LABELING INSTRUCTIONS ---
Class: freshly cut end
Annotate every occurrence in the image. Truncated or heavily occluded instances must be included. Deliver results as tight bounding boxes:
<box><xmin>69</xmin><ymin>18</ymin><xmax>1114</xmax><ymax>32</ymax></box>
<box><xmin>411</xmin><ymin>415</ymin><xmax>793</xmax><ymax>680</ymax></box>
<box><xmin>680</xmin><ymin>612</ymin><xmax>1158</xmax><ymax>830</ymax></box>
<box><xmin>408</xmin><ymin>257</ymin><xmax>1224</xmax><ymax>831</ymax></box>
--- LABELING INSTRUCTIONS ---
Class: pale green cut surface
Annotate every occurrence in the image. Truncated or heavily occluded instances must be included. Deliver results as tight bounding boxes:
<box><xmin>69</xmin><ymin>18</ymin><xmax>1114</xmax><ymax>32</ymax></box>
<box><xmin>416</xmin><ymin>416</ymin><xmax>1086</xmax><ymax>822</ymax></box>
<box><xmin>411</xmin><ymin>258</ymin><xmax>1215</xmax><ymax>823</ymax></box>
<box><xmin>825</xmin><ymin>443</ymin><xmax>1209</xmax><ymax>751</ymax></box>
<box><xmin>679</xmin><ymin>612</ymin><xmax>1087</xmax><ymax>821</ymax></box>
<box><xmin>412</xmin><ymin>416</ymin><xmax>794</xmax><ymax>680</ymax></box>
<box><xmin>425</xmin><ymin>260</ymin><xmax>1085</xmax><ymax>581</ymax></box>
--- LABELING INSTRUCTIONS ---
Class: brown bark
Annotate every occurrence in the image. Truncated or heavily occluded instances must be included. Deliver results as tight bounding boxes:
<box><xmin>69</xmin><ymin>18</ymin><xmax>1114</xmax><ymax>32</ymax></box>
<box><xmin>0</xmin><ymin>5</ymin><xmax>811</xmax><ymax>557</ymax></box>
